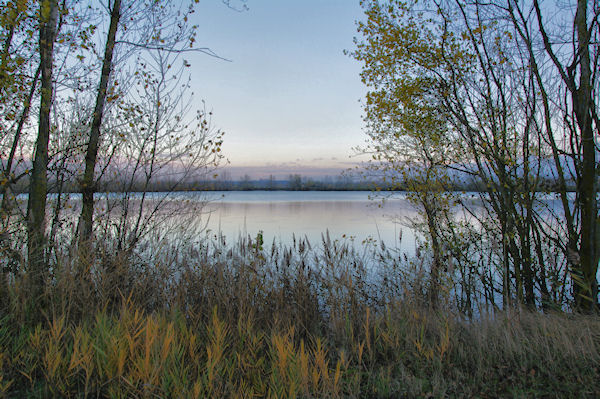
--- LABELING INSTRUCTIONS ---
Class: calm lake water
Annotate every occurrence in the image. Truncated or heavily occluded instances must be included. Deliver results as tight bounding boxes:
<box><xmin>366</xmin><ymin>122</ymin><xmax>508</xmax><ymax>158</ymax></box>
<box><xmin>14</xmin><ymin>190</ymin><xmax>424</xmax><ymax>252</ymax></box>
<box><xmin>17</xmin><ymin>190</ymin><xmax>560</xmax><ymax>255</ymax></box>
<box><xmin>202</xmin><ymin>191</ymin><xmax>421</xmax><ymax>252</ymax></box>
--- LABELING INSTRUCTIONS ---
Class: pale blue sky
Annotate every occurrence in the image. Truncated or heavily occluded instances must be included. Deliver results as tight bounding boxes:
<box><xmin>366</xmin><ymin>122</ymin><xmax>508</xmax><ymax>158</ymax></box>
<box><xmin>189</xmin><ymin>0</ymin><xmax>367</xmax><ymax>178</ymax></box>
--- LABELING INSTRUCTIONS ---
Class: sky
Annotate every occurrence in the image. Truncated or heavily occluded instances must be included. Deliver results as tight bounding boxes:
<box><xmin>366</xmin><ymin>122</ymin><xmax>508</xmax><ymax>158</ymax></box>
<box><xmin>188</xmin><ymin>0</ymin><xmax>368</xmax><ymax>179</ymax></box>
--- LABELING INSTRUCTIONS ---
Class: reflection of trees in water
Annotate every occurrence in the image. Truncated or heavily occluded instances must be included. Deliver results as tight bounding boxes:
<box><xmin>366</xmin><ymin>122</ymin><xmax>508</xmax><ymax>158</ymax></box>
<box><xmin>201</xmin><ymin>195</ymin><xmax>420</xmax><ymax>251</ymax></box>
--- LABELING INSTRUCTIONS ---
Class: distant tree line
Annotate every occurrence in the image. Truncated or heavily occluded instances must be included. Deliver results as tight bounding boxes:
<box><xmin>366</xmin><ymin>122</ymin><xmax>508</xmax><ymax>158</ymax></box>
<box><xmin>2</xmin><ymin>167</ymin><xmax>578</xmax><ymax>193</ymax></box>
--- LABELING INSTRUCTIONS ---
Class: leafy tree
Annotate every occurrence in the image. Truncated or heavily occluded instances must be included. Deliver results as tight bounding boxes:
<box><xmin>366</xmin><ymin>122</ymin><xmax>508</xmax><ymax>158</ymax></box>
<box><xmin>0</xmin><ymin>0</ymin><xmax>231</xmax><ymax>306</ymax></box>
<box><xmin>352</xmin><ymin>0</ymin><xmax>599</xmax><ymax>310</ymax></box>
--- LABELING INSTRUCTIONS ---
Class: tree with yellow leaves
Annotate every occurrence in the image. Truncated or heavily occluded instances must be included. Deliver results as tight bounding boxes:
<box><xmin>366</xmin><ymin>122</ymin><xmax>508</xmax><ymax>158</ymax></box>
<box><xmin>352</xmin><ymin>0</ymin><xmax>598</xmax><ymax>311</ymax></box>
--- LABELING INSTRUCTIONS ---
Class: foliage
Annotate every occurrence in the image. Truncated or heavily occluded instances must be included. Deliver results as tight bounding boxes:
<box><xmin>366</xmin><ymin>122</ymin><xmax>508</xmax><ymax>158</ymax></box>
<box><xmin>351</xmin><ymin>0</ymin><xmax>599</xmax><ymax>310</ymax></box>
<box><xmin>0</xmin><ymin>0</ymin><xmax>226</xmax><ymax>301</ymax></box>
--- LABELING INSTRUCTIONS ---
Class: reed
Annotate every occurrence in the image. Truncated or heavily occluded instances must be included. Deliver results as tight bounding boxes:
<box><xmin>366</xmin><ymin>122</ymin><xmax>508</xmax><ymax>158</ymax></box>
<box><xmin>0</xmin><ymin>233</ymin><xmax>598</xmax><ymax>397</ymax></box>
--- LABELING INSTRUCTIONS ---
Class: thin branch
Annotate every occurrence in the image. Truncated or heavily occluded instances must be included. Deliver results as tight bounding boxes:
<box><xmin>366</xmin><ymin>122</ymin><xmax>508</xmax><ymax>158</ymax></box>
<box><xmin>115</xmin><ymin>41</ymin><xmax>232</xmax><ymax>61</ymax></box>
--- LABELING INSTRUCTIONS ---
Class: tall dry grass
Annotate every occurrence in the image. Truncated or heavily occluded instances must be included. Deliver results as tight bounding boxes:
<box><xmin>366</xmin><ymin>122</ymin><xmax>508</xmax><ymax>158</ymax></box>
<box><xmin>0</xmin><ymin>233</ymin><xmax>598</xmax><ymax>397</ymax></box>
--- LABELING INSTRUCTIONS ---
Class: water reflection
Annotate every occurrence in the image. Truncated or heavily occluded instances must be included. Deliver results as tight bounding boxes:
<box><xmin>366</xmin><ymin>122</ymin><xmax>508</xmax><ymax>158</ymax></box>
<box><xmin>204</xmin><ymin>191</ymin><xmax>420</xmax><ymax>252</ymax></box>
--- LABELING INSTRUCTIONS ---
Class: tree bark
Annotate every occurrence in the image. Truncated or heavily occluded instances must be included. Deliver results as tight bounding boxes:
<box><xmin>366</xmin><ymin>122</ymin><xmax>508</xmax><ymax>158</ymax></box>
<box><xmin>78</xmin><ymin>0</ymin><xmax>121</xmax><ymax>248</ymax></box>
<box><xmin>26</xmin><ymin>0</ymin><xmax>58</xmax><ymax>295</ymax></box>
<box><xmin>572</xmin><ymin>0</ymin><xmax>597</xmax><ymax>311</ymax></box>
<box><xmin>534</xmin><ymin>0</ymin><xmax>598</xmax><ymax>311</ymax></box>
<box><xmin>425</xmin><ymin>198</ymin><xmax>443</xmax><ymax>308</ymax></box>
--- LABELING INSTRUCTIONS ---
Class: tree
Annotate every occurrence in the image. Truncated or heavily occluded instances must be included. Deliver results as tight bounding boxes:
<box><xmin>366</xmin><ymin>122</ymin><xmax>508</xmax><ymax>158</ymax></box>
<box><xmin>353</xmin><ymin>0</ymin><xmax>599</xmax><ymax>310</ymax></box>
<box><xmin>530</xmin><ymin>0</ymin><xmax>599</xmax><ymax>311</ymax></box>
<box><xmin>356</xmin><ymin>69</ymin><xmax>455</xmax><ymax>306</ymax></box>
<box><xmin>0</xmin><ymin>1</ymin><xmax>38</xmax><ymax>210</ymax></box>
<box><xmin>76</xmin><ymin>0</ymin><xmax>191</xmax><ymax>244</ymax></box>
<box><xmin>26</xmin><ymin>0</ymin><xmax>58</xmax><ymax>294</ymax></box>
<box><xmin>239</xmin><ymin>174</ymin><xmax>253</xmax><ymax>190</ymax></box>
<box><xmin>0</xmin><ymin>0</ymin><xmax>231</xmax><ymax>306</ymax></box>
<box><xmin>0</xmin><ymin>1</ymin><xmax>38</xmax><ymax>270</ymax></box>
<box><xmin>96</xmin><ymin>48</ymin><xmax>223</xmax><ymax>253</ymax></box>
<box><xmin>74</xmin><ymin>0</ymin><xmax>229</xmax><ymax>252</ymax></box>
<box><xmin>78</xmin><ymin>0</ymin><xmax>122</xmax><ymax>248</ymax></box>
<box><xmin>288</xmin><ymin>174</ymin><xmax>302</xmax><ymax>190</ymax></box>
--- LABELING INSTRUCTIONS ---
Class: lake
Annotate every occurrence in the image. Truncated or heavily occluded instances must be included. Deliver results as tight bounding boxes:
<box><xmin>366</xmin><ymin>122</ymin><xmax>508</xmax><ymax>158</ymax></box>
<box><xmin>28</xmin><ymin>190</ymin><xmax>489</xmax><ymax>253</ymax></box>
<box><xmin>201</xmin><ymin>191</ymin><xmax>421</xmax><ymax>252</ymax></box>
<box><xmin>19</xmin><ymin>190</ymin><xmax>552</xmax><ymax>255</ymax></box>
<box><xmin>12</xmin><ymin>190</ymin><xmax>424</xmax><ymax>252</ymax></box>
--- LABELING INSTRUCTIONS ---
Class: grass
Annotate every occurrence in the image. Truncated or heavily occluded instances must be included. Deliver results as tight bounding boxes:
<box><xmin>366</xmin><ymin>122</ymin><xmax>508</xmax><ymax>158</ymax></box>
<box><xmin>0</xmin><ymin>233</ymin><xmax>598</xmax><ymax>397</ymax></box>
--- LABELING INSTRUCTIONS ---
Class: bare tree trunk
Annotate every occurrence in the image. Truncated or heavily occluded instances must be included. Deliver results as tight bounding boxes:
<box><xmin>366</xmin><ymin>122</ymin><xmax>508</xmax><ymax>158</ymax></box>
<box><xmin>27</xmin><ymin>0</ymin><xmax>58</xmax><ymax>295</ymax></box>
<box><xmin>79</xmin><ymin>0</ymin><xmax>121</xmax><ymax>249</ymax></box>
<box><xmin>534</xmin><ymin>0</ymin><xmax>598</xmax><ymax>311</ymax></box>
<box><xmin>425</xmin><ymin>198</ymin><xmax>443</xmax><ymax>308</ymax></box>
<box><xmin>573</xmin><ymin>0</ymin><xmax>597</xmax><ymax>311</ymax></box>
